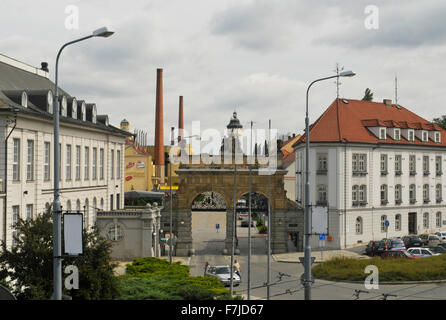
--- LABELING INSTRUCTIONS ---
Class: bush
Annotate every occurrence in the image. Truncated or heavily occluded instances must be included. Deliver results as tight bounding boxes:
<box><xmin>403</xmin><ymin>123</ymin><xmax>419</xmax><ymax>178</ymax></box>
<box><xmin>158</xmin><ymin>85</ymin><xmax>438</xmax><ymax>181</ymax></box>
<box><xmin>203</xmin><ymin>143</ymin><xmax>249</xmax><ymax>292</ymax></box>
<box><xmin>257</xmin><ymin>225</ymin><xmax>268</xmax><ymax>234</ymax></box>
<box><xmin>312</xmin><ymin>255</ymin><xmax>446</xmax><ymax>282</ymax></box>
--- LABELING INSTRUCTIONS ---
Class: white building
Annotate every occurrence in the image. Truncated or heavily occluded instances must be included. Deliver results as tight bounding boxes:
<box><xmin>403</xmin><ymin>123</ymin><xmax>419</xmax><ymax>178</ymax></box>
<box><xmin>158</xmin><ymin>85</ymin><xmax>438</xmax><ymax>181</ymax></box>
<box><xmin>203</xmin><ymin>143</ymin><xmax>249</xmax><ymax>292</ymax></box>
<box><xmin>0</xmin><ymin>54</ymin><xmax>131</xmax><ymax>248</ymax></box>
<box><xmin>294</xmin><ymin>98</ymin><xmax>446</xmax><ymax>249</ymax></box>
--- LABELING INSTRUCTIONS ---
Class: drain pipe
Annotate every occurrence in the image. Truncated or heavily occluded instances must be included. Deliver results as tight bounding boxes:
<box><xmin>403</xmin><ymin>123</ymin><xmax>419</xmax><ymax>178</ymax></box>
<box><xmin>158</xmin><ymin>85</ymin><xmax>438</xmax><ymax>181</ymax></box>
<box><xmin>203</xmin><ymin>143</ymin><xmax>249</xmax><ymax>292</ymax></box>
<box><xmin>3</xmin><ymin>107</ymin><xmax>18</xmax><ymax>244</ymax></box>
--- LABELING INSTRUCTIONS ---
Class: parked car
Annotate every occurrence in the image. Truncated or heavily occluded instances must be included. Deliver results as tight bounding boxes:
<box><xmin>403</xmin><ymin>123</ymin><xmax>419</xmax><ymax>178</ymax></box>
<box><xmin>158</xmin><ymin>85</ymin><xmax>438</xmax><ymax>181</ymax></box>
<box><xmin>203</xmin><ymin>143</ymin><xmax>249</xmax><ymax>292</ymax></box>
<box><xmin>365</xmin><ymin>240</ymin><xmax>391</xmax><ymax>256</ymax></box>
<box><xmin>381</xmin><ymin>249</ymin><xmax>421</xmax><ymax>259</ymax></box>
<box><xmin>435</xmin><ymin>231</ymin><xmax>446</xmax><ymax>243</ymax></box>
<box><xmin>205</xmin><ymin>265</ymin><xmax>240</xmax><ymax>287</ymax></box>
<box><xmin>419</xmin><ymin>234</ymin><xmax>441</xmax><ymax>246</ymax></box>
<box><xmin>406</xmin><ymin>247</ymin><xmax>441</xmax><ymax>258</ymax></box>
<box><xmin>389</xmin><ymin>238</ymin><xmax>406</xmax><ymax>250</ymax></box>
<box><xmin>241</xmin><ymin>218</ymin><xmax>254</xmax><ymax>227</ymax></box>
<box><xmin>423</xmin><ymin>246</ymin><xmax>446</xmax><ymax>255</ymax></box>
<box><xmin>402</xmin><ymin>236</ymin><xmax>423</xmax><ymax>249</ymax></box>
<box><xmin>438</xmin><ymin>243</ymin><xmax>446</xmax><ymax>250</ymax></box>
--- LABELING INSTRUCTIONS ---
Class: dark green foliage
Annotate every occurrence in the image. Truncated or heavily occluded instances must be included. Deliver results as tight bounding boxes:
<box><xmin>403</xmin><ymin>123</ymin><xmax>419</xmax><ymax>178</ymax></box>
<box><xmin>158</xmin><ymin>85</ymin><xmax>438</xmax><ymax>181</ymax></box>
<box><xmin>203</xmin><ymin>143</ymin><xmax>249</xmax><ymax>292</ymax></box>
<box><xmin>362</xmin><ymin>88</ymin><xmax>373</xmax><ymax>101</ymax></box>
<box><xmin>0</xmin><ymin>209</ymin><xmax>120</xmax><ymax>300</ymax></box>
<box><xmin>119</xmin><ymin>257</ymin><xmax>235</xmax><ymax>300</ymax></box>
<box><xmin>433</xmin><ymin>116</ymin><xmax>446</xmax><ymax>130</ymax></box>
<box><xmin>312</xmin><ymin>255</ymin><xmax>446</xmax><ymax>282</ymax></box>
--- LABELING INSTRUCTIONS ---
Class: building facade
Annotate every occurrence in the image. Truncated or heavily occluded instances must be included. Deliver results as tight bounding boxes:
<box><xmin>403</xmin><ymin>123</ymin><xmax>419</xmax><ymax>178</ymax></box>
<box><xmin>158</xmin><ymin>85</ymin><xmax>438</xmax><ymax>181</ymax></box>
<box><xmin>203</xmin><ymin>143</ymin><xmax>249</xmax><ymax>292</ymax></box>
<box><xmin>0</xmin><ymin>54</ymin><xmax>130</xmax><ymax>248</ymax></box>
<box><xmin>294</xmin><ymin>98</ymin><xmax>446</xmax><ymax>249</ymax></box>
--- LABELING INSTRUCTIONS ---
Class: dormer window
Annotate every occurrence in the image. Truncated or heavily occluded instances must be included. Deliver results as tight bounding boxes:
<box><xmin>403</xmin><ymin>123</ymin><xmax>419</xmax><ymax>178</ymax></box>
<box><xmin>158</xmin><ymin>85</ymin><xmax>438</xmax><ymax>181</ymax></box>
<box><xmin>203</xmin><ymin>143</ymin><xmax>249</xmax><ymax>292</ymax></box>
<box><xmin>92</xmin><ymin>106</ymin><xmax>97</xmax><ymax>124</ymax></box>
<box><xmin>47</xmin><ymin>90</ymin><xmax>53</xmax><ymax>114</ymax></box>
<box><xmin>435</xmin><ymin>131</ymin><xmax>441</xmax><ymax>143</ymax></box>
<box><xmin>71</xmin><ymin>99</ymin><xmax>77</xmax><ymax>119</ymax></box>
<box><xmin>379</xmin><ymin>127</ymin><xmax>386</xmax><ymax>140</ymax></box>
<box><xmin>422</xmin><ymin>130</ymin><xmax>428</xmax><ymax>142</ymax></box>
<box><xmin>408</xmin><ymin>129</ymin><xmax>415</xmax><ymax>142</ymax></box>
<box><xmin>21</xmin><ymin>91</ymin><xmax>28</xmax><ymax>108</ymax></box>
<box><xmin>81</xmin><ymin>102</ymin><xmax>86</xmax><ymax>121</ymax></box>
<box><xmin>61</xmin><ymin>96</ymin><xmax>67</xmax><ymax>117</ymax></box>
<box><xmin>394</xmin><ymin>128</ymin><xmax>400</xmax><ymax>141</ymax></box>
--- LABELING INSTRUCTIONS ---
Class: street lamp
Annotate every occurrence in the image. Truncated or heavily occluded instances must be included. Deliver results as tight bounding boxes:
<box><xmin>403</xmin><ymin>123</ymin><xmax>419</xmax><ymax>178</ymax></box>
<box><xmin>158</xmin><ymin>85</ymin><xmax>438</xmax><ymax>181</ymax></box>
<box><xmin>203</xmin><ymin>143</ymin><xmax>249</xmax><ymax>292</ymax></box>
<box><xmin>52</xmin><ymin>26</ymin><xmax>114</xmax><ymax>300</ymax></box>
<box><xmin>303</xmin><ymin>70</ymin><xmax>355</xmax><ymax>301</ymax></box>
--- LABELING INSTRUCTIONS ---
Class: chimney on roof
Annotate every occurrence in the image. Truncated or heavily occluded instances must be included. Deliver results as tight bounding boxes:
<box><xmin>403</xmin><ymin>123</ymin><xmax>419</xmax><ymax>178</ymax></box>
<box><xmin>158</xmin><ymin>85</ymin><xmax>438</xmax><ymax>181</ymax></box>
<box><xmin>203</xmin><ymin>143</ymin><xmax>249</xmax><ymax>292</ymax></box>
<box><xmin>41</xmin><ymin>62</ymin><xmax>49</xmax><ymax>72</ymax></box>
<box><xmin>292</xmin><ymin>133</ymin><xmax>296</xmax><ymax>138</ymax></box>
<box><xmin>383</xmin><ymin>99</ymin><xmax>392</xmax><ymax>106</ymax></box>
<box><xmin>154</xmin><ymin>68</ymin><xmax>165</xmax><ymax>178</ymax></box>
<box><xmin>178</xmin><ymin>96</ymin><xmax>184</xmax><ymax>143</ymax></box>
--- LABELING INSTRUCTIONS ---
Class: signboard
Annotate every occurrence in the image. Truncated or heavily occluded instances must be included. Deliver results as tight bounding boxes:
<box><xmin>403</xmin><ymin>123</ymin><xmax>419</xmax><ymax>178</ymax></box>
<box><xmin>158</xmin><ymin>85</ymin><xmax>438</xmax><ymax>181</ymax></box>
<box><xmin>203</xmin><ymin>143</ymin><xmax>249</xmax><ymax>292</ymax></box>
<box><xmin>385</xmin><ymin>220</ymin><xmax>390</xmax><ymax>227</ymax></box>
<box><xmin>136</xmin><ymin>161</ymin><xmax>145</xmax><ymax>168</ymax></box>
<box><xmin>311</xmin><ymin>206</ymin><xmax>328</xmax><ymax>235</ymax></box>
<box><xmin>319</xmin><ymin>234</ymin><xmax>326</xmax><ymax>241</ymax></box>
<box><xmin>63</xmin><ymin>213</ymin><xmax>83</xmax><ymax>256</ymax></box>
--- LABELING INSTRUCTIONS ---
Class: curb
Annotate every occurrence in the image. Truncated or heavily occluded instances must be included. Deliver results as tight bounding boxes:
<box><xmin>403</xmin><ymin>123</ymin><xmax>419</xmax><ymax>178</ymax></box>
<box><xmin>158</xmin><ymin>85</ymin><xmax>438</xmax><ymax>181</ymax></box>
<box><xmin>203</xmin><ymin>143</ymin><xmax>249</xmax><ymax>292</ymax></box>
<box><xmin>314</xmin><ymin>277</ymin><xmax>446</xmax><ymax>285</ymax></box>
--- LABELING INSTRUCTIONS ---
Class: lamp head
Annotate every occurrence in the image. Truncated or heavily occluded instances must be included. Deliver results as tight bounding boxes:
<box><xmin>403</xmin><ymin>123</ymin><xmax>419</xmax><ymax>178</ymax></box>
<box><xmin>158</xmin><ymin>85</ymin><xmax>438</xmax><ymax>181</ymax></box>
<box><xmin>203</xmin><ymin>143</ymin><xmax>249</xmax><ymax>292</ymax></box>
<box><xmin>339</xmin><ymin>70</ymin><xmax>356</xmax><ymax>77</ymax></box>
<box><xmin>92</xmin><ymin>27</ymin><xmax>114</xmax><ymax>38</ymax></box>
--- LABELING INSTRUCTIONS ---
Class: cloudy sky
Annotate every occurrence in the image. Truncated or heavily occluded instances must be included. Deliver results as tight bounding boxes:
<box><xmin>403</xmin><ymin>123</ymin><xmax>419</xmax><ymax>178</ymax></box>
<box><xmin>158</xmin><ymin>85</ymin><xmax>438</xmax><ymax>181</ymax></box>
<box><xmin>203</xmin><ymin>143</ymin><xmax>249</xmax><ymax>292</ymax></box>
<box><xmin>2</xmin><ymin>0</ymin><xmax>446</xmax><ymax>145</ymax></box>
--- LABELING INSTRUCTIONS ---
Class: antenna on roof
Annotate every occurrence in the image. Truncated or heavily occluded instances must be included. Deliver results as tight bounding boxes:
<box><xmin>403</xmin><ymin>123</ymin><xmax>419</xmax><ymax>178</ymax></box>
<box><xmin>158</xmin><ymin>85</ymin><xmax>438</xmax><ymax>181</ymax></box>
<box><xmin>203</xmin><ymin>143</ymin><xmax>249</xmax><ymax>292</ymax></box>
<box><xmin>334</xmin><ymin>63</ymin><xmax>344</xmax><ymax>99</ymax></box>
<box><xmin>395</xmin><ymin>75</ymin><xmax>398</xmax><ymax>105</ymax></box>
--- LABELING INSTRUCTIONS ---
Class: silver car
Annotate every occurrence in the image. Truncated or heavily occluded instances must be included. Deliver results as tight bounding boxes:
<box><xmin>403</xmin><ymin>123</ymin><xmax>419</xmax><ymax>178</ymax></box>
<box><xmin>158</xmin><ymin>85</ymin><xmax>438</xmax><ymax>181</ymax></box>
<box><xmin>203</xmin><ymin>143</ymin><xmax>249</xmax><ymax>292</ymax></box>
<box><xmin>206</xmin><ymin>265</ymin><xmax>241</xmax><ymax>287</ymax></box>
<box><xmin>407</xmin><ymin>247</ymin><xmax>440</xmax><ymax>258</ymax></box>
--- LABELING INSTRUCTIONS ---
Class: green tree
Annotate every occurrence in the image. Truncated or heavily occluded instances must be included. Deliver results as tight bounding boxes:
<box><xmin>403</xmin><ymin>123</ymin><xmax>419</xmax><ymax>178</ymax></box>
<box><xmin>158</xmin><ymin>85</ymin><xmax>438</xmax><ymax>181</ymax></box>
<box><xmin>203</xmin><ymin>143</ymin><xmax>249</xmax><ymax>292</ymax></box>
<box><xmin>0</xmin><ymin>209</ymin><xmax>120</xmax><ymax>300</ymax></box>
<box><xmin>362</xmin><ymin>88</ymin><xmax>374</xmax><ymax>101</ymax></box>
<box><xmin>433</xmin><ymin>116</ymin><xmax>446</xmax><ymax>130</ymax></box>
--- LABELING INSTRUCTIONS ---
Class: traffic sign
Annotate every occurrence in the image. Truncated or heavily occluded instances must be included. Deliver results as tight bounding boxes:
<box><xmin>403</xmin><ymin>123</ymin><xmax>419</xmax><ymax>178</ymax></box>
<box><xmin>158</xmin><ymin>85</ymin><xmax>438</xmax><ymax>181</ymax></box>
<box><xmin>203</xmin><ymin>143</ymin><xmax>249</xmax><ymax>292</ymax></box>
<box><xmin>299</xmin><ymin>257</ymin><xmax>316</xmax><ymax>264</ymax></box>
<box><xmin>319</xmin><ymin>234</ymin><xmax>326</xmax><ymax>240</ymax></box>
<box><xmin>385</xmin><ymin>220</ymin><xmax>390</xmax><ymax>227</ymax></box>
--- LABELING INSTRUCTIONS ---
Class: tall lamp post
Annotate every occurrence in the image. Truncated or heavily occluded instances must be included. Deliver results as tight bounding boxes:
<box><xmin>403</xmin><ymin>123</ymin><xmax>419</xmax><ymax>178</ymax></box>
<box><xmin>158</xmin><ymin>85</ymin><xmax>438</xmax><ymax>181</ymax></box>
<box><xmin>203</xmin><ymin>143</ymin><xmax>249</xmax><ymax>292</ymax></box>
<box><xmin>303</xmin><ymin>70</ymin><xmax>355</xmax><ymax>300</ymax></box>
<box><xmin>52</xmin><ymin>27</ymin><xmax>114</xmax><ymax>300</ymax></box>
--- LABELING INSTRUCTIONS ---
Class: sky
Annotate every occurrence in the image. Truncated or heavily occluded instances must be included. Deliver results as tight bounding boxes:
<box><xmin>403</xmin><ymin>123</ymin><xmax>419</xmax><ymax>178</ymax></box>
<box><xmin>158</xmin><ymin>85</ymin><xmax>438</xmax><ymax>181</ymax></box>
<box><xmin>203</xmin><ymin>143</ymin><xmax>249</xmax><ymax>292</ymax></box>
<box><xmin>2</xmin><ymin>0</ymin><xmax>446</xmax><ymax>145</ymax></box>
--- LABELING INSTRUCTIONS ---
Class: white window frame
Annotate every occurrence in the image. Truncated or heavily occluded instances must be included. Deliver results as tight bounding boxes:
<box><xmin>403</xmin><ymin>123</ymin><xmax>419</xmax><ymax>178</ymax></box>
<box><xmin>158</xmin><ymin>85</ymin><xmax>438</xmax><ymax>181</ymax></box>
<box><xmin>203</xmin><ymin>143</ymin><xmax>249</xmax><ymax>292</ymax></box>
<box><xmin>99</xmin><ymin>148</ymin><xmax>104</xmax><ymax>180</ymax></box>
<box><xmin>394</xmin><ymin>128</ymin><xmax>401</xmax><ymax>140</ymax></box>
<box><xmin>75</xmin><ymin>146</ymin><xmax>81</xmax><ymax>180</ymax></box>
<box><xmin>13</xmin><ymin>138</ymin><xmax>20</xmax><ymax>181</ymax></box>
<box><xmin>66</xmin><ymin>144</ymin><xmax>72</xmax><ymax>180</ymax></box>
<box><xmin>44</xmin><ymin>142</ymin><xmax>50</xmax><ymax>181</ymax></box>
<box><xmin>84</xmin><ymin>146</ymin><xmax>90</xmax><ymax>180</ymax></box>
<box><xmin>117</xmin><ymin>150</ymin><xmax>121</xmax><ymax>179</ymax></box>
<box><xmin>92</xmin><ymin>147</ymin><xmax>97</xmax><ymax>180</ymax></box>
<box><xmin>26</xmin><ymin>204</ymin><xmax>33</xmax><ymax>221</ymax></box>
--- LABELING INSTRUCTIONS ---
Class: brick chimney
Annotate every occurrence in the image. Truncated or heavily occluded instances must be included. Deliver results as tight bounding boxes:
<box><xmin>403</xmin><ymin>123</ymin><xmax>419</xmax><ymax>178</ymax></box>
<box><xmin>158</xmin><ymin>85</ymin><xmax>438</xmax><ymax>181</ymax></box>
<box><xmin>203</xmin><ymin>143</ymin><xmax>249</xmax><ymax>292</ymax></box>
<box><xmin>154</xmin><ymin>69</ymin><xmax>165</xmax><ymax>181</ymax></box>
<box><xmin>178</xmin><ymin>96</ymin><xmax>184</xmax><ymax>143</ymax></box>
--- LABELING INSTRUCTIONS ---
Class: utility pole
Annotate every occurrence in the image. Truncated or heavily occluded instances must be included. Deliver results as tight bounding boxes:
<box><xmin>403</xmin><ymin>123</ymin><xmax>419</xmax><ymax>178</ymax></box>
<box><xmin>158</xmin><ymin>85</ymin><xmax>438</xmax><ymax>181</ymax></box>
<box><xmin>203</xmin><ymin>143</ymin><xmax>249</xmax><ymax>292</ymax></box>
<box><xmin>267</xmin><ymin>119</ymin><xmax>271</xmax><ymax>300</ymax></box>
<box><xmin>247</xmin><ymin>121</ymin><xmax>253</xmax><ymax>300</ymax></box>
<box><xmin>169</xmin><ymin>126</ymin><xmax>174</xmax><ymax>264</ymax></box>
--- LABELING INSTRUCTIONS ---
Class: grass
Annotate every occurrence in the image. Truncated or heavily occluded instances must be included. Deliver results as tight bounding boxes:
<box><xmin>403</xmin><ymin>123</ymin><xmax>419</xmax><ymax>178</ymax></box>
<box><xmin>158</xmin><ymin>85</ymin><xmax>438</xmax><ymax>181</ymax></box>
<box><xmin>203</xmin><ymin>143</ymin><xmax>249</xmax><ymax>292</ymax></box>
<box><xmin>312</xmin><ymin>255</ymin><xmax>446</xmax><ymax>282</ymax></box>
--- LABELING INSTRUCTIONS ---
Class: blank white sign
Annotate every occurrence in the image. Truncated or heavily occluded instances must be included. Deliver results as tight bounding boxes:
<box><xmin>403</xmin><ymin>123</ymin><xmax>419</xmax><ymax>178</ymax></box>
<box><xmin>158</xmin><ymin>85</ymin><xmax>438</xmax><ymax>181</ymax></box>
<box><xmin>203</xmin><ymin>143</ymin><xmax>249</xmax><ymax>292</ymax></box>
<box><xmin>311</xmin><ymin>206</ymin><xmax>328</xmax><ymax>235</ymax></box>
<box><xmin>64</xmin><ymin>214</ymin><xmax>83</xmax><ymax>255</ymax></box>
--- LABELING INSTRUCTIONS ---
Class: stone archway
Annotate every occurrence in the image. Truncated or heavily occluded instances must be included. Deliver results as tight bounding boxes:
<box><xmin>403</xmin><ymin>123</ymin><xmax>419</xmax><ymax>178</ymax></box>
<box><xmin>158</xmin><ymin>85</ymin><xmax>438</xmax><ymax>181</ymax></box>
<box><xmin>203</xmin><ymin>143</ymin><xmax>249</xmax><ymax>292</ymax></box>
<box><xmin>161</xmin><ymin>157</ymin><xmax>303</xmax><ymax>257</ymax></box>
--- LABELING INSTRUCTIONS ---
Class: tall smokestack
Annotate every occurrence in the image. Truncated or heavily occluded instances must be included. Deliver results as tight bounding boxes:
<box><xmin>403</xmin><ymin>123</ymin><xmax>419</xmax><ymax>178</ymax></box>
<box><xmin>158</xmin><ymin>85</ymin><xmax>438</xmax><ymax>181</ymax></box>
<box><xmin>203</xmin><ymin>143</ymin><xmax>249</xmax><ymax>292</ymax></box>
<box><xmin>178</xmin><ymin>96</ymin><xmax>184</xmax><ymax>143</ymax></box>
<box><xmin>154</xmin><ymin>68</ymin><xmax>165</xmax><ymax>182</ymax></box>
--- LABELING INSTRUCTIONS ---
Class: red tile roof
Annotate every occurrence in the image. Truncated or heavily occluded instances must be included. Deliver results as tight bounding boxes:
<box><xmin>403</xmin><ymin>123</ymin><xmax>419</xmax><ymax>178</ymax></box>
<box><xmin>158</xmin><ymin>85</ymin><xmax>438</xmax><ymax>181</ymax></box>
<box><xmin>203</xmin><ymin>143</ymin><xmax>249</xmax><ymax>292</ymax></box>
<box><xmin>294</xmin><ymin>99</ymin><xmax>446</xmax><ymax>147</ymax></box>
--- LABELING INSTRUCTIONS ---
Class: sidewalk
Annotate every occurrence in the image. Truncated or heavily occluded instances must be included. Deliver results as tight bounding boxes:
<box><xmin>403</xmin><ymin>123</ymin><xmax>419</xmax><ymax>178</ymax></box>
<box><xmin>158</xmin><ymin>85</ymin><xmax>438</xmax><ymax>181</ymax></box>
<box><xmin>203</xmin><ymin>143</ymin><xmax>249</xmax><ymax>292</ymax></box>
<box><xmin>272</xmin><ymin>249</ymin><xmax>370</xmax><ymax>263</ymax></box>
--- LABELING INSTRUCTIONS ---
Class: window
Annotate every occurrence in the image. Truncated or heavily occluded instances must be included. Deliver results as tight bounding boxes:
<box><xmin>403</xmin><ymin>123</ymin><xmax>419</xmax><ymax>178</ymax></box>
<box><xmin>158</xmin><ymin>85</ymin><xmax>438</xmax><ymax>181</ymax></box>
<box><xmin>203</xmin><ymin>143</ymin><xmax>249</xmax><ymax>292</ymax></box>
<box><xmin>395</xmin><ymin>214</ymin><xmax>401</xmax><ymax>231</ymax></box>
<box><xmin>110</xmin><ymin>195</ymin><xmax>114</xmax><ymax>211</ymax></box>
<box><xmin>436</xmin><ymin>156</ymin><xmax>442</xmax><ymax>175</ymax></box>
<box><xmin>394</xmin><ymin>155</ymin><xmax>402</xmax><ymax>175</ymax></box>
<box><xmin>409</xmin><ymin>155</ymin><xmax>416</xmax><ymax>175</ymax></box>
<box><xmin>436</xmin><ymin>184</ymin><xmax>442</xmax><ymax>203</ymax></box>
<box><xmin>422</xmin><ymin>131</ymin><xmax>428</xmax><ymax>142</ymax></box>
<box><xmin>84</xmin><ymin>199</ymin><xmax>89</xmax><ymax>229</ymax></box>
<box><xmin>84</xmin><ymin>147</ymin><xmax>89</xmax><ymax>180</ymax></box>
<box><xmin>66</xmin><ymin>145</ymin><xmax>72</xmax><ymax>180</ymax></box>
<box><xmin>380</xmin><ymin>184</ymin><xmax>388</xmax><ymax>205</ymax></box>
<box><xmin>99</xmin><ymin>148</ymin><xmax>104</xmax><ymax>180</ymax></box>
<box><xmin>92</xmin><ymin>148</ymin><xmax>97</xmax><ymax>180</ymax></box>
<box><xmin>423</xmin><ymin>184</ymin><xmax>430</xmax><ymax>203</ymax></box>
<box><xmin>75</xmin><ymin>146</ymin><xmax>81</xmax><ymax>180</ymax></box>
<box><xmin>12</xmin><ymin>205</ymin><xmax>19</xmax><ymax>246</ymax></box>
<box><xmin>352</xmin><ymin>153</ymin><xmax>367</xmax><ymax>174</ymax></box>
<box><xmin>359</xmin><ymin>185</ymin><xmax>367</xmax><ymax>203</ymax></box>
<box><xmin>423</xmin><ymin>212</ymin><xmax>429</xmax><ymax>229</ymax></box>
<box><xmin>117</xmin><ymin>150</ymin><xmax>121</xmax><ymax>179</ymax></box>
<box><xmin>317</xmin><ymin>154</ymin><xmax>327</xmax><ymax>174</ymax></box>
<box><xmin>44</xmin><ymin>142</ymin><xmax>50</xmax><ymax>181</ymax></box>
<box><xmin>423</xmin><ymin>156</ymin><xmax>430</xmax><ymax>175</ymax></box>
<box><xmin>380</xmin><ymin>154</ymin><xmax>388</xmax><ymax>175</ymax></box>
<box><xmin>435</xmin><ymin>132</ymin><xmax>441</xmax><ymax>143</ymax></box>
<box><xmin>394</xmin><ymin>129</ymin><xmax>401</xmax><ymax>141</ymax></box>
<box><xmin>26</xmin><ymin>204</ymin><xmax>33</xmax><ymax>221</ymax></box>
<box><xmin>409</xmin><ymin>184</ymin><xmax>416</xmax><ymax>203</ymax></box>
<box><xmin>66</xmin><ymin>200</ymin><xmax>71</xmax><ymax>211</ymax></box>
<box><xmin>436</xmin><ymin>212</ymin><xmax>442</xmax><ymax>228</ymax></box>
<box><xmin>76</xmin><ymin>199</ymin><xmax>81</xmax><ymax>212</ymax></box>
<box><xmin>111</xmin><ymin>150</ymin><xmax>115</xmax><ymax>179</ymax></box>
<box><xmin>26</xmin><ymin>140</ymin><xmax>34</xmax><ymax>181</ymax></box>
<box><xmin>355</xmin><ymin>217</ymin><xmax>363</xmax><ymax>235</ymax></box>
<box><xmin>107</xmin><ymin>224</ymin><xmax>123</xmax><ymax>241</ymax></box>
<box><xmin>395</xmin><ymin>184</ymin><xmax>402</xmax><ymax>204</ymax></box>
<box><xmin>117</xmin><ymin>193</ymin><xmax>120</xmax><ymax>210</ymax></box>
<box><xmin>352</xmin><ymin>185</ymin><xmax>358</xmax><ymax>204</ymax></box>
<box><xmin>408</xmin><ymin>130</ymin><xmax>415</xmax><ymax>142</ymax></box>
<box><xmin>13</xmin><ymin>139</ymin><xmax>20</xmax><ymax>181</ymax></box>
<box><xmin>381</xmin><ymin>215</ymin><xmax>387</xmax><ymax>233</ymax></box>
<box><xmin>379</xmin><ymin>128</ymin><xmax>386</xmax><ymax>140</ymax></box>
<box><xmin>317</xmin><ymin>185</ymin><xmax>327</xmax><ymax>205</ymax></box>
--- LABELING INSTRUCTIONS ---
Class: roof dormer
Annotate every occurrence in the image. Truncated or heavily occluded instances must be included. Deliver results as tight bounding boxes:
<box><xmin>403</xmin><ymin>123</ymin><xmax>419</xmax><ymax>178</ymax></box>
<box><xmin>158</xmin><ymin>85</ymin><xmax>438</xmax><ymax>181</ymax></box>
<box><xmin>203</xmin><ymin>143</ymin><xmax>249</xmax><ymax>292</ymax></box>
<box><xmin>86</xmin><ymin>103</ymin><xmax>97</xmax><ymax>124</ymax></box>
<box><xmin>60</xmin><ymin>95</ymin><xmax>67</xmax><ymax>117</ymax></box>
<box><xmin>77</xmin><ymin>100</ymin><xmax>86</xmax><ymax>121</ymax></box>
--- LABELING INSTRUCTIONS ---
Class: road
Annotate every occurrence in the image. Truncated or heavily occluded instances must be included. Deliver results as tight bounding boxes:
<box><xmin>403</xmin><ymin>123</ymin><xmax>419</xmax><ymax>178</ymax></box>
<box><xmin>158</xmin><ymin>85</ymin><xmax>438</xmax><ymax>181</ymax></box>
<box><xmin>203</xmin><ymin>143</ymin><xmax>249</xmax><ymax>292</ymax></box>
<box><xmin>188</xmin><ymin>211</ymin><xmax>446</xmax><ymax>300</ymax></box>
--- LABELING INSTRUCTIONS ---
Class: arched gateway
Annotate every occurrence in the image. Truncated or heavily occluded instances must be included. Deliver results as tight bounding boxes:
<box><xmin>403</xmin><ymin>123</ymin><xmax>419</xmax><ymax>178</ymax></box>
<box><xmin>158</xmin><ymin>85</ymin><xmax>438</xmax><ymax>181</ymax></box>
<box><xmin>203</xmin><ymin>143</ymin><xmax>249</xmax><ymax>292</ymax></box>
<box><xmin>161</xmin><ymin>155</ymin><xmax>303</xmax><ymax>256</ymax></box>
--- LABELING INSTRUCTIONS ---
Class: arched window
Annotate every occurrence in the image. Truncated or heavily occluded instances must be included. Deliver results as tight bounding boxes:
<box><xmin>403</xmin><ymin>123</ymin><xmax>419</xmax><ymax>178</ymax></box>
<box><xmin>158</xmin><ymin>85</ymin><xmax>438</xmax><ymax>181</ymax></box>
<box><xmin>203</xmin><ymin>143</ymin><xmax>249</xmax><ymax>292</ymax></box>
<box><xmin>395</xmin><ymin>214</ymin><xmax>401</xmax><ymax>231</ymax></box>
<box><xmin>355</xmin><ymin>217</ymin><xmax>363</xmax><ymax>235</ymax></box>
<box><xmin>66</xmin><ymin>200</ymin><xmax>71</xmax><ymax>211</ymax></box>
<box><xmin>381</xmin><ymin>215</ymin><xmax>387</xmax><ymax>233</ymax></box>
<box><xmin>100</xmin><ymin>198</ymin><xmax>104</xmax><ymax>210</ymax></box>
<box><xmin>423</xmin><ymin>212</ymin><xmax>429</xmax><ymax>229</ymax></box>
<box><xmin>409</xmin><ymin>184</ymin><xmax>416</xmax><ymax>203</ymax></box>
<box><xmin>352</xmin><ymin>185</ymin><xmax>359</xmax><ymax>204</ymax></box>
<box><xmin>76</xmin><ymin>199</ymin><xmax>81</xmax><ymax>212</ymax></box>
<box><xmin>395</xmin><ymin>184</ymin><xmax>402</xmax><ymax>204</ymax></box>
<box><xmin>436</xmin><ymin>212</ymin><xmax>442</xmax><ymax>228</ymax></box>
<box><xmin>359</xmin><ymin>185</ymin><xmax>367</xmax><ymax>202</ymax></box>
<box><xmin>380</xmin><ymin>185</ymin><xmax>388</xmax><ymax>205</ymax></box>
<box><xmin>423</xmin><ymin>184</ymin><xmax>430</xmax><ymax>203</ymax></box>
<box><xmin>436</xmin><ymin>184</ymin><xmax>442</xmax><ymax>203</ymax></box>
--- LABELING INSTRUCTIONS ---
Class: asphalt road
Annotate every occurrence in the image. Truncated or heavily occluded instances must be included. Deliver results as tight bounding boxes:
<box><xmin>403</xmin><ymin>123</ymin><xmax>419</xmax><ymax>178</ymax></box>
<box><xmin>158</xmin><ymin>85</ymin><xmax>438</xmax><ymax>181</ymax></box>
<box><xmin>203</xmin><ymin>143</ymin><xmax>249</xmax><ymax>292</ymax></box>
<box><xmin>189</xmin><ymin>211</ymin><xmax>446</xmax><ymax>300</ymax></box>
